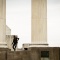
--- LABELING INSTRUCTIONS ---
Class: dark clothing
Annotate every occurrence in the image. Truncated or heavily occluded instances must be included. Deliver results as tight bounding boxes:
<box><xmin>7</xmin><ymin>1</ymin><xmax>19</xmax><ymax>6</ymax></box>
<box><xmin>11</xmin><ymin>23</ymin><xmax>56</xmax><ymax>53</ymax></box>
<box><xmin>13</xmin><ymin>37</ymin><xmax>18</xmax><ymax>44</ymax></box>
<box><xmin>13</xmin><ymin>43</ymin><xmax>17</xmax><ymax>51</ymax></box>
<box><xmin>12</xmin><ymin>36</ymin><xmax>19</xmax><ymax>51</ymax></box>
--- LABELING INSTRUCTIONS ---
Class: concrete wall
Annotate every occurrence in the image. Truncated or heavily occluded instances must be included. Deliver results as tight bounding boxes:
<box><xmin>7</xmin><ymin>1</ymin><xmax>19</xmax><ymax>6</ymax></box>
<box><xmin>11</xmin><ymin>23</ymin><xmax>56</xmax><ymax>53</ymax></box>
<box><xmin>0</xmin><ymin>0</ymin><xmax>7</xmax><ymax>47</ymax></box>
<box><xmin>6</xmin><ymin>35</ymin><xmax>13</xmax><ymax>50</ymax></box>
<box><xmin>23</xmin><ymin>43</ymin><xmax>48</xmax><ymax>49</ymax></box>
<box><xmin>31</xmin><ymin>0</ymin><xmax>47</xmax><ymax>44</ymax></box>
<box><xmin>6</xmin><ymin>25</ymin><xmax>18</xmax><ymax>51</ymax></box>
<box><xmin>0</xmin><ymin>47</ymin><xmax>60</xmax><ymax>60</ymax></box>
<box><xmin>6</xmin><ymin>35</ymin><xmax>18</xmax><ymax>51</ymax></box>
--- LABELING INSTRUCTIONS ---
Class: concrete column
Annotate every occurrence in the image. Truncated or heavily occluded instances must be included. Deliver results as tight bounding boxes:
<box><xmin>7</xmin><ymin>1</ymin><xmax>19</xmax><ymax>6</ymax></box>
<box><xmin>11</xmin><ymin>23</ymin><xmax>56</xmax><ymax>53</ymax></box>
<box><xmin>31</xmin><ymin>0</ymin><xmax>47</xmax><ymax>44</ymax></box>
<box><xmin>0</xmin><ymin>0</ymin><xmax>7</xmax><ymax>47</ymax></box>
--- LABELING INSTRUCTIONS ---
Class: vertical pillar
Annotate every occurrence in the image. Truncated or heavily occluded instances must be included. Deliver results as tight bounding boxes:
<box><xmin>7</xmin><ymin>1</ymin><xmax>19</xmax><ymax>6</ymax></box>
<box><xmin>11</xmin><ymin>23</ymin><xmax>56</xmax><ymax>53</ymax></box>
<box><xmin>0</xmin><ymin>0</ymin><xmax>7</xmax><ymax>48</ymax></box>
<box><xmin>31</xmin><ymin>0</ymin><xmax>47</xmax><ymax>44</ymax></box>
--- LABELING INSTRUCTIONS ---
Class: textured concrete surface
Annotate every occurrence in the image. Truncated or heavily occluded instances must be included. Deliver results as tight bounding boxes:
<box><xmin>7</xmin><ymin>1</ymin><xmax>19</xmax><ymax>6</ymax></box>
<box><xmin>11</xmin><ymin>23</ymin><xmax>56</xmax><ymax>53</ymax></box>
<box><xmin>0</xmin><ymin>48</ymin><xmax>10</xmax><ymax>60</ymax></box>
<box><xmin>0</xmin><ymin>47</ymin><xmax>60</xmax><ymax>60</ymax></box>
<box><xmin>6</xmin><ymin>35</ymin><xmax>19</xmax><ymax>51</ymax></box>
<box><xmin>31</xmin><ymin>0</ymin><xmax>47</xmax><ymax>44</ymax></box>
<box><xmin>0</xmin><ymin>0</ymin><xmax>7</xmax><ymax>47</ymax></box>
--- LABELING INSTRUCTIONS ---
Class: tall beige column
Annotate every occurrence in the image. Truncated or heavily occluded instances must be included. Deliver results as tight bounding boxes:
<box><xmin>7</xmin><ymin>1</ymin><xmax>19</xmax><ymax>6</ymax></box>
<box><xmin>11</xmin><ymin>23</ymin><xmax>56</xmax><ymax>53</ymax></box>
<box><xmin>0</xmin><ymin>0</ymin><xmax>7</xmax><ymax>47</ymax></box>
<box><xmin>32</xmin><ymin>0</ymin><xmax>47</xmax><ymax>44</ymax></box>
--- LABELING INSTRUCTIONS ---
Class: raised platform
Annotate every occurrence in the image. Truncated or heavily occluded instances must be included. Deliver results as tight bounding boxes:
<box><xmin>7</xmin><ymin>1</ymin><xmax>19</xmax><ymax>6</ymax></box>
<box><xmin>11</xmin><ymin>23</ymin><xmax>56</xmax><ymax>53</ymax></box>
<box><xmin>0</xmin><ymin>48</ymin><xmax>11</xmax><ymax>60</ymax></box>
<box><xmin>0</xmin><ymin>47</ymin><xmax>60</xmax><ymax>60</ymax></box>
<box><xmin>23</xmin><ymin>43</ymin><xmax>48</xmax><ymax>49</ymax></box>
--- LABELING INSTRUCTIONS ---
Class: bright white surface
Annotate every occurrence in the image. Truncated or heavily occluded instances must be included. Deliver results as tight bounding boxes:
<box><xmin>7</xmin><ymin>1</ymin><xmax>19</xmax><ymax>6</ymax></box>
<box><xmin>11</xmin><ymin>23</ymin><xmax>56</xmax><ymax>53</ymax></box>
<box><xmin>6</xmin><ymin>0</ymin><xmax>60</xmax><ymax>48</ymax></box>
<box><xmin>47</xmin><ymin>0</ymin><xmax>60</xmax><ymax>47</ymax></box>
<box><xmin>6</xmin><ymin>0</ymin><xmax>31</xmax><ymax>48</ymax></box>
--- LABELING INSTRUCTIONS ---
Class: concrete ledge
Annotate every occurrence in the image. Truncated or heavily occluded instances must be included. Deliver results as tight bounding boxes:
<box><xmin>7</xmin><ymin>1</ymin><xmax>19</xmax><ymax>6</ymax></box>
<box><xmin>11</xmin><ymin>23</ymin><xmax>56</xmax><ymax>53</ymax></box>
<box><xmin>23</xmin><ymin>43</ymin><xmax>48</xmax><ymax>48</ymax></box>
<box><xmin>0</xmin><ymin>48</ymin><xmax>11</xmax><ymax>51</ymax></box>
<box><xmin>0</xmin><ymin>47</ymin><xmax>60</xmax><ymax>60</ymax></box>
<box><xmin>0</xmin><ymin>42</ymin><xmax>7</xmax><ymax>48</ymax></box>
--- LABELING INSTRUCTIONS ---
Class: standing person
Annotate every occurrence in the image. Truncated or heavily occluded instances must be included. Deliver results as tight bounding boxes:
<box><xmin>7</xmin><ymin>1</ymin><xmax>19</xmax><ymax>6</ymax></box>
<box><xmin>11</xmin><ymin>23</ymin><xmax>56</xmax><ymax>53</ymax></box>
<box><xmin>12</xmin><ymin>35</ymin><xmax>19</xmax><ymax>51</ymax></box>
